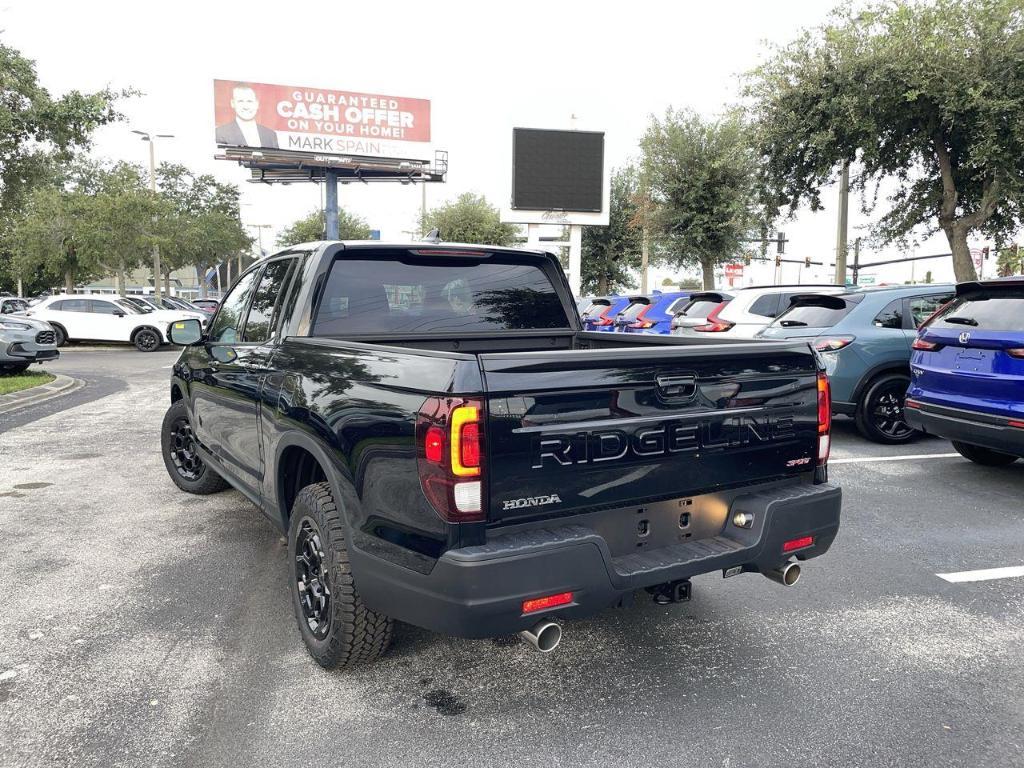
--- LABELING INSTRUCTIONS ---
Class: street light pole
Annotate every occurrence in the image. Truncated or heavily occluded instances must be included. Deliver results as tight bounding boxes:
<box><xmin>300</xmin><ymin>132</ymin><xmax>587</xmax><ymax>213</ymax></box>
<box><xmin>132</xmin><ymin>130</ymin><xmax>174</xmax><ymax>301</ymax></box>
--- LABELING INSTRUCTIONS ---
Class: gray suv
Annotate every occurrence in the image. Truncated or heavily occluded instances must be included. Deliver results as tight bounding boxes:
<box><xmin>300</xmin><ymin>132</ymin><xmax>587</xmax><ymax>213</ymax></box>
<box><xmin>0</xmin><ymin>297</ymin><xmax>59</xmax><ymax>374</ymax></box>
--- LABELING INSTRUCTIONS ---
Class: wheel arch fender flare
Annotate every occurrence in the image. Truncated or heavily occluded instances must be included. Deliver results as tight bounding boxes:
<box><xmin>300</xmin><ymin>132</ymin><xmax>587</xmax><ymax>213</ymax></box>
<box><xmin>852</xmin><ymin>363</ymin><xmax>912</xmax><ymax>406</ymax></box>
<box><xmin>272</xmin><ymin>429</ymin><xmax>354</xmax><ymax>533</ymax></box>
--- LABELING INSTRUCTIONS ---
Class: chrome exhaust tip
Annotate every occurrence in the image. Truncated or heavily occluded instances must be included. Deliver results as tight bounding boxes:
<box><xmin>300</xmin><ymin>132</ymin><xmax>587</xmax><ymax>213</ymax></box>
<box><xmin>764</xmin><ymin>561</ymin><xmax>801</xmax><ymax>587</ymax></box>
<box><xmin>519</xmin><ymin>620</ymin><xmax>562</xmax><ymax>653</ymax></box>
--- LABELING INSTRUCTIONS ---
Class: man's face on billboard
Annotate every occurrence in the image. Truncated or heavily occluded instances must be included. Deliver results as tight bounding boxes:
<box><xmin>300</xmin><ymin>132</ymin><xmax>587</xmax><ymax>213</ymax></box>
<box><xmin>230</xmin><ymin>87</ymin><xmax>259</xmax><ymax>121</ymax></box>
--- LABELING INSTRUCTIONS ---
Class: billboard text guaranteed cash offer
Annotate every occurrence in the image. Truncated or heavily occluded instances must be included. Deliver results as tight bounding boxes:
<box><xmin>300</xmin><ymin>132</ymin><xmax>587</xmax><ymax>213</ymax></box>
<box><xmin>213</xmin><ymin>79</ymin><xmax>431</xmax><ymax>160</ymax></box>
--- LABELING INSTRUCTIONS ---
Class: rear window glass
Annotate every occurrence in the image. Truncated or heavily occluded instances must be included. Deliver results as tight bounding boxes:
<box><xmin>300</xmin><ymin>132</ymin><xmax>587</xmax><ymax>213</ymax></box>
<box><xmin>312</xmin><ymin>253</ymin><xmax>569</xmax><ymax>335</ymax></box>
<box><xmin>679</xmin><ymin>299</ymin><xmax>721</xmax><ymax>318</ymax></box>
<box><xmin>581</xmin><ymin>301</ymin><xmax>609</xmax><ymax>318</ymax></box>
<box><xmin>748</xmin><ymin>294</ymin><xmax>781</xmax><ymax>318</ymax></box>
<box><xmin>772</xmin><ymin>300</ymin><xmax>854</xmax><ymax>329</ymax></box>
<box><xmin>619</xmin><ymin>301</ymin><xmax>649</xmax><ymax>321</ymax></box>
<box><xmin>932</xmin><ymin>289</ymin><xmax>1024</xmax><ymax>332</ymax></box>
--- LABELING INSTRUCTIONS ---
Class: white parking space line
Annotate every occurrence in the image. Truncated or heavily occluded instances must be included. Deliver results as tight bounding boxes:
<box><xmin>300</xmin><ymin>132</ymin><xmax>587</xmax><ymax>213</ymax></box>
<box><xmin>830</xmin><ymin>453</ymin><xmax>960</xmax><ymax>464</ymax></box>
<box><xmin>937</xmin><ymin>566</ymin><xmax>1024</xmax><ymax>583</ymax></box>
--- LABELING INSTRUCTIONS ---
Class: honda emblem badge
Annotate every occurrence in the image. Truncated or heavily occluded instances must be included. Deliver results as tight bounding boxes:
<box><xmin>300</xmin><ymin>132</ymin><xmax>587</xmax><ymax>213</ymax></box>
<box><xmin>959</xmin><ymin>331</ymin><xmax>971</xmax><ymax>344</ymax></box>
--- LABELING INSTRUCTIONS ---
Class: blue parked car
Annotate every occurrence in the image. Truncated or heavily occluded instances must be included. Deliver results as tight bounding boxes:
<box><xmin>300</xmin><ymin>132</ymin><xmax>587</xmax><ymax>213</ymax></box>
<box><xmin>759</xmin><ymin>283</ymin><xmax>955</xmax><ymax>443</ymax></box>
<box><xmin>613</xmin><ymin>291</ymin><xmax>692</xmax><ymax>334</ymax></box>
<box><xmin>905</xmin><ymin>278</ymin><xmax>1024</xmax><ymax>465</ymax></box>
<box><xmin>580</xmin><ymin>294</ymin><xmax>631</xmax><ymax>332</ymax></box>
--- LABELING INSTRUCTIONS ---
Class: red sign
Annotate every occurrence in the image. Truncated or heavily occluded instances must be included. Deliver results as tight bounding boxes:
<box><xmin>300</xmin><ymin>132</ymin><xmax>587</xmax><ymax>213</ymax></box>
<box><xmin>213</xmin><ymin>79</ymin><xmax>431</xmax><ymax>159</ymax></box>
<box><xmin>724</xmin><ymin>263</ymin><xmax>744</xmax><ymax>278</ymax></box>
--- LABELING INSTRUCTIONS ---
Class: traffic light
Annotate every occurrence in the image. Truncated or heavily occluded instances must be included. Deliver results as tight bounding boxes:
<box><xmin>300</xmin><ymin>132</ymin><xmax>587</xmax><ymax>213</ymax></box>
<box><xmin>804</xmin><ymin>256</ymin><xmax>812</xmax><ymax>268</ymax></box>
<box><xmin>982</xmin><ymin>246</ymin><xmax>990</xmax><ymax>260</ymax></box>
<box><xmin>776</xmin><ymin>231</ymin><xmax>786</xmax><ymax>254</ymax></box>
<box><xmin>775</xmin><ymin>254</ymin><xmax>782</xmax><ymax>267</ymax></box>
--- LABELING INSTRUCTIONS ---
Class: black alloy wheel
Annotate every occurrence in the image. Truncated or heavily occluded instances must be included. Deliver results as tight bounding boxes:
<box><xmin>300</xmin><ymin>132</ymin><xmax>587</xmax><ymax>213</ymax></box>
<box><xmin>294</xmin><ymin>518</ymin><xmax>332</xmax><ymax>640</ymax></box>
<box><xmin>856</xmin><ymin>373</ymin><xmax>916</xmax><ymax>444</ymax></box>
<box><xmin>51</xmin><ymin>325</ymin><xmax>67</xmax><ymax>347</ymax></box>
<box><xmin>134</xmin><ymin>328</ymin><xmax>160</xmax><ymax>352</ymax></box>
<box><xmin>168</xmin><ymin>418</ymin><xmax>204</xmax><ymax>482</ymax></box>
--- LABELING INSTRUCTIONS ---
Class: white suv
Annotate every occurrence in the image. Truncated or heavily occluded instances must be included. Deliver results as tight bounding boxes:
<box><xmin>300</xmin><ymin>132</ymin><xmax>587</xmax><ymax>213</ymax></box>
<box><xmin>672</xmin><ymin>285</ymin><xmax>849</xmax><ymax>339</ymax></box>
<box><xmin>24</xmin><ymin>295</ymin><xmax>201</xmax><ymax>352</ymax></box>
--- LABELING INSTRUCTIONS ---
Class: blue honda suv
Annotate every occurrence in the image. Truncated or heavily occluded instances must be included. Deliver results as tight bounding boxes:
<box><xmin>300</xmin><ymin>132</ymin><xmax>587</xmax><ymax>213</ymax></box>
<box><xmin>905</xmin><ymin>278</ymin><xmax>1024</xmax><ymax>465</ymax></box>
<box><xmin>759</xmin><ymin>284</ymin><xmax>955</xmax><ymax>443</ymax></box>
<box><xmin>613</xmin><ymin>291</ymin><xmax>692</xmax><ymax>334</ymax></box>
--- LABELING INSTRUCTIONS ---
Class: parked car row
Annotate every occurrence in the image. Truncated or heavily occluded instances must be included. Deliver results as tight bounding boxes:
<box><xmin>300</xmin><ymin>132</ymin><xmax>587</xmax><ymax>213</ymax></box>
<box><xmin>577</xmin><ymin>279</ymin><xmax>1022</xmax><ymax>459</ymax></box>
<box><xmin>0</xmin><ymin>295</ymin><xmax>59</xmax><ymax>374</ymax></box>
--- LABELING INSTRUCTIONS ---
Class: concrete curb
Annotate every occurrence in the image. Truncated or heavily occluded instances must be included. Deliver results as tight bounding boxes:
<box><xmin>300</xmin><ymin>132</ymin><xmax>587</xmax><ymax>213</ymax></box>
<box><xmin>0</xmin><ymin>374</ymin><xmax>84</xmax><ymax>415</ymax></box>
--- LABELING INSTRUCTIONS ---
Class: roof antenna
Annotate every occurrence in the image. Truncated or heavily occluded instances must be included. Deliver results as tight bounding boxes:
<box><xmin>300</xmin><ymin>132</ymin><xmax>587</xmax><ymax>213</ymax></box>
<box><xmin>423</xmin><ymin>228</ymin><xmax>442</xmax><ymax>243</ymax></box>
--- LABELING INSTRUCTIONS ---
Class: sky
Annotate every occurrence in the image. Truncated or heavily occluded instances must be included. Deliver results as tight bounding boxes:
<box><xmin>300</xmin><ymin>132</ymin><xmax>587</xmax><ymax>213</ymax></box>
<box><xmin>3</xmin><ymin>0</ymin><xmax>994</xmax><ymax>289</ymax></box>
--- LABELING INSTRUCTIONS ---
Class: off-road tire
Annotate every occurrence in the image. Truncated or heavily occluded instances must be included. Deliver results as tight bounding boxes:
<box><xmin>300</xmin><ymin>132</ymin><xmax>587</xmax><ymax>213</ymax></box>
<box><xmin>855</xmin><ymin>373</ymin><xmax>917</xmax><ymax>445</ymax></box>
<box><xmin>952</xmin><ymin>441</ymin><xmax>1019</xmax><ymax>467</ymax></box>
<box><xmin>160</xmin><ymin>400</ymin><xmax>230</xmax><ymax>494</ymax></box>
<box><xmin>288</xmin><ymin>481</ymin><xmax>393</xmax><ymax>669</ymax></box>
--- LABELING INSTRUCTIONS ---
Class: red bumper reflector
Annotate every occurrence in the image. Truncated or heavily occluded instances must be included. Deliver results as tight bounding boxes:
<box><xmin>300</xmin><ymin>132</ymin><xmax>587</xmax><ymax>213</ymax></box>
<box><xmin>783</xmin><ymin>535</ymin><xmax>814</xmax><ymax>553</ymax></box>
<box><xmin>522</xmin><ymin>591</ymin><xmax>573</xmax><ymax>614</ymax></box>
<box><xmin>905</xmin><ymin>399</ymin><xmax>921</xmax><ymax>409</ymax></box>
<box><xmin>1009</xmin><ymin>420</ymin><xmax>1024</xmax><ymax>429</ymax></box>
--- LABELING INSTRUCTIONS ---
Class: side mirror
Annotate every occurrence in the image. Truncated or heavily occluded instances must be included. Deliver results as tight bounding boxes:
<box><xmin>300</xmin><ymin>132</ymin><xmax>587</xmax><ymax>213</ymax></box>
<box><xmin>114</xmin><ymin>310</ymin><xmax>126</xmax><ymax>317</ymax></box>
<box><xmin>169</xmin><ymin>318</ymin><xmax>203</xmax><ymax>345</ymax></box>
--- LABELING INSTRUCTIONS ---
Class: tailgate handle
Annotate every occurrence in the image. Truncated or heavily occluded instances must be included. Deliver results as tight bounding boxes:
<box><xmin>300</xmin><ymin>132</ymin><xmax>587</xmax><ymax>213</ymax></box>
<box><xmin>656</xmin><ymin>374</ymin><xmax>697</xmax><ymax>399</ymax></box>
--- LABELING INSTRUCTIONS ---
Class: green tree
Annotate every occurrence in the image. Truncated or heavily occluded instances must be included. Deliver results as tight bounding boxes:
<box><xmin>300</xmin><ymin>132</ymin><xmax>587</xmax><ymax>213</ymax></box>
<box><xmin>419</xmin><ymin>192</ymin><xmax>517</xmax><ymax>246</ymax></box>
<box><xmin>277</xmin><ymin>207</ymin><xmax>372</xmax><ymax>247</ymax></box>
<box><xmin>746</xmin><ymin>0</ymin><xmax>1024</xmax><ymax>282</ymax></box>
<box><xmin>640</xmin><ymin>108</ymin><xmax>759</xmax><ymax>289</ymax></box>
<box><xmin>156</xmin><ymin>164</ymin><xmax>251</xmax><ymax>296</ymax></box>
<box><xmin>996</xmin><ymin>245</ymin><xmax>1022</xmax><ymax>277</ymax></box>
<box><xmin>75</xmin><ymin>162</ymin><xmax>166</xmax><ymax>295</ymax></box>
<box><xmin>581</xmin><ymin>166</ymin><xmax>642</xmax><ymax>294</ymax></box>
<box><xmin>0</xmin><ymin>39</ymin><xmax>130</xmax><ymax>292</ymax></box>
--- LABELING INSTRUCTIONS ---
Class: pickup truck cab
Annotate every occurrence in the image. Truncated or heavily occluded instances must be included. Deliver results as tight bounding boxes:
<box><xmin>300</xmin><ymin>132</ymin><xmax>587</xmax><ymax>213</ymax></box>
<box><xmin>906</xmin><ymin>278</ymin><xmax>1024</xmax><ymax>465</ymax></box>
<box><xmin>161</xmin><ymin>241</ymin><xmax>841</xmax><ymax>668</ymax></box>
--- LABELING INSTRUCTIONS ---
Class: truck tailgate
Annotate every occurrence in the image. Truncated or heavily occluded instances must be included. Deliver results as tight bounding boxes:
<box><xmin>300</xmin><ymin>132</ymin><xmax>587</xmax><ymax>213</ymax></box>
<box><xmin>481</xmin><ymin>342</ymin><xmax>821</xmax><ymax>525</ymax></box>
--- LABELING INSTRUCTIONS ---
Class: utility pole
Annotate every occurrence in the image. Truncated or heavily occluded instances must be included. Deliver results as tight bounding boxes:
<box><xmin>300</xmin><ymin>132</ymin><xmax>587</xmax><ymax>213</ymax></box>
<box><xmin>834</xmin><ymin>161</ymin><xmax>850</xmax><ymax>286</ymax></box>
<box><xmin>851</xmin><ymin>237</ymin><xmax>861</xmax><ymax>285</ymax></box>
<box><xmin>421</xmin><ymin>179</ymin><xmax>427</xmax><ymax>236</ymax></box>
<box><xmin>132</xmin><ymin>130</ymin><xmax>174</xmax><ymax>301</ymax></box>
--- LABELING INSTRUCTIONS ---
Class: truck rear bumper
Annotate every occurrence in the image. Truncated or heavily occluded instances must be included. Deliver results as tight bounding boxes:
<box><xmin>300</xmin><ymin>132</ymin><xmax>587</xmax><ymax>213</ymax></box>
<box><xmin>905</xmin><ymin>400</ymin><xmax>1024</xmax><ymax>457</ymax></box>
<box><xmin>351</xmin><ymin>482</ymin><xmax>842</xmax><ymax>638</ymax></box>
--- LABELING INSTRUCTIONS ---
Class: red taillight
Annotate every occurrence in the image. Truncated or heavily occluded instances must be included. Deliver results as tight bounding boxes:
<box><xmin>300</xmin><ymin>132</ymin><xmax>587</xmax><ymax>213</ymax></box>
<box><xmin>1009</xmin><ymin>420</ymin><xmax>1024</xmax><ymax>429</ymax></box>
<box><xmin>629</xmin><ymin>304</ymin><xmax>654</xmax><ymax>329</ymax></box>
<box><xmin>1008</xmin><ymin>349</ymin><xmax>1024</xmax><ymax>359</ymax></box>
<box><xmin>813</xmin><ymin>336</ymin><xmax>854</xmax><ymax>352</ymax></box>
<box><xmin>425</xmin><ymin>426</ymin><xmax>445</xmax><ymax>463</ymax></box>
<box><xmin>522</xmin><ymin>591</ymin><xmax>573</xmax><ymax>614</ymax></box>
<box><xmin>912</xmin><ymin>338</ymin><xmax>940</xmax><ymax>351</ymax></box>
<box><xmin>417</xmin><ymin>397</ymin><xmax>485</xmax><ymax>522</ymax></box>
<box><xmin>817</xmin><ymin>371</ymin><xmax>831</xmax><ymax>465</ymax></box>
<box><xmin>694</xmin><ymin>302</ymin><xmax>734</xmax><ymax>332</ymax></box>
<box><xmin>783</xmin><ymin>535</ymin><xmax>814</xmax><ymax>553</ymax></box>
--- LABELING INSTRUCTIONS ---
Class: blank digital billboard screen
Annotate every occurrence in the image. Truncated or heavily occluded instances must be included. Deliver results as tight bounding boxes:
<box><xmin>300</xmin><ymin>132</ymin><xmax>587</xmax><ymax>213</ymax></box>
<box><xmin>512</xmin><ymin>129</ymin><xmax>604</xmax><ymax>212</ymax></box>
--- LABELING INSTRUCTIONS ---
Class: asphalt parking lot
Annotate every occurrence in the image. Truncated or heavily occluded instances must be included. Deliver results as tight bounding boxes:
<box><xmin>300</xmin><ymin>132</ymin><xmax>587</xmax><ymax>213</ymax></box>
<box><xmin>1</xmin><ymin>347</ymin><xmax>1022</xmax><ymax>768</ymax></box>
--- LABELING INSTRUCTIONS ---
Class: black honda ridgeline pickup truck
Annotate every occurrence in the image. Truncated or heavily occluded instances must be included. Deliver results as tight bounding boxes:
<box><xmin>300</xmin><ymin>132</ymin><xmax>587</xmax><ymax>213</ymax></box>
<box><xmin>162</xmin><ymin>241</ymin><xmax>841</xmax><ymax>668</ymax></box>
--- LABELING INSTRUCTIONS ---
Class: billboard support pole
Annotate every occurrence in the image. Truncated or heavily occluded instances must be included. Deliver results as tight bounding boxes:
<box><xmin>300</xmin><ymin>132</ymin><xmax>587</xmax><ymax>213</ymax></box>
<box><xmin>324</xmin><ymin>170</ymin><xmax>339</xmax><ymax>239</ymax></box>
<box><xmin>568</xmin><ymin>225</ymin><xmax>582</xmax><ymax>297</ymax></box>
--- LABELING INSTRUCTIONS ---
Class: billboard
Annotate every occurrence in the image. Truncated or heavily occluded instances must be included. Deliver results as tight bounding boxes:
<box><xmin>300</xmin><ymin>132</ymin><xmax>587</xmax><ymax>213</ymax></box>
<box><xmin>511</xmin><ymin>128</ymin><xmax>604</xmax><ymax>212</ymax></box>
<box><xmin>213</xmin><ymin>79</ymin><xmax>431</xmax><ymax>160</ymax></box>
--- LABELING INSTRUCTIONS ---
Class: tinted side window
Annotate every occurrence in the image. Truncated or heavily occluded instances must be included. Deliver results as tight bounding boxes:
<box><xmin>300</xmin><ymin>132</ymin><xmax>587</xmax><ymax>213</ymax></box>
<box><xmin>909</xmin><ymin>294</ymin><xmax>953</xmax><ymax>328</ymax></box>
<box><xmin>243</xmin><ymin>259</ymin><xmax>295</xmax><ymax>343</ymax></box>
<box><xmin>872</xmin><ymin>299</ymin><xmax>904</xmax><ymax>329</ymax></box>
<box><xmin>209</xmin><ymin>269</ymin><xmax>261</xmax><ymax>343</ymax></box>
<box><xmin>57</xmin><ymin>299</ymin><xmax>90</xmax><ymax>313</ymax></box>
<box><xmin>89</xmin><ymin>300</ymin><xmax>121</xmax><ymax>315</ymax></box>
<box><xmin>748</xmin><ymin>294</ymin><xmax>781</xmax><ymax>318</ymax></box>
